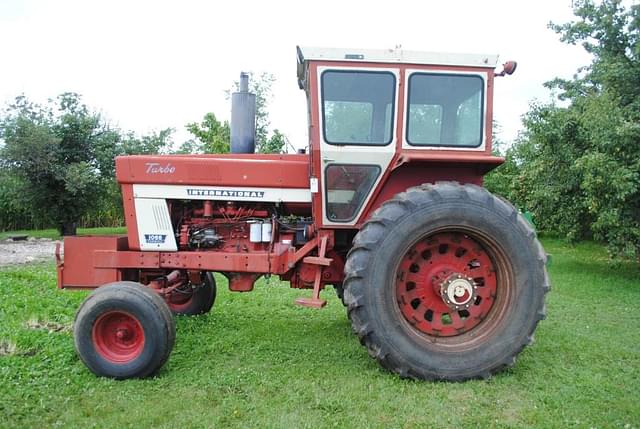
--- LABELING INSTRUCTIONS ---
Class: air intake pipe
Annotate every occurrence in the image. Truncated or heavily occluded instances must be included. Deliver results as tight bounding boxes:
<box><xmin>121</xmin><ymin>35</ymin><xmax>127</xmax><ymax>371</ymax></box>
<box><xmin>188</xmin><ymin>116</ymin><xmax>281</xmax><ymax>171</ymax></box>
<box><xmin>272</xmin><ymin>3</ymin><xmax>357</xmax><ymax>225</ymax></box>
<box><xmin>231</xmin><ymin>72</ymin><xmax>257</xmax><ymax>153</ymax></box>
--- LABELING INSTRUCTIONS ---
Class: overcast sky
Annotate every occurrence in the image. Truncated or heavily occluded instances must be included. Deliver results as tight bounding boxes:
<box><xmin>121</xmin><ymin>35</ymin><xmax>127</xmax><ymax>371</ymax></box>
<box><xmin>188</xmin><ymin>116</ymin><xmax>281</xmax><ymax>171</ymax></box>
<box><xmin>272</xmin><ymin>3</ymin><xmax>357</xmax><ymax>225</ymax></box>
<box><xmin>0</xmin><ymin>0</ymin><xmax>593</xmax><ymax>149</ymax></box>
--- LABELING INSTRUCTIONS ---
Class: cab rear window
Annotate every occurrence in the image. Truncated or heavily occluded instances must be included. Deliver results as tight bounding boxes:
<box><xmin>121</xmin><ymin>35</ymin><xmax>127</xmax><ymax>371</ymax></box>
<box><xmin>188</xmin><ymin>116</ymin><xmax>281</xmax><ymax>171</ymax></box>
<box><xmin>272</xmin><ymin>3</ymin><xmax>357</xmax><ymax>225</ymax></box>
<box><xmin>407</xmin><ymin>73</ymin><xmax>484</xmax><ymax>147</ymax></box>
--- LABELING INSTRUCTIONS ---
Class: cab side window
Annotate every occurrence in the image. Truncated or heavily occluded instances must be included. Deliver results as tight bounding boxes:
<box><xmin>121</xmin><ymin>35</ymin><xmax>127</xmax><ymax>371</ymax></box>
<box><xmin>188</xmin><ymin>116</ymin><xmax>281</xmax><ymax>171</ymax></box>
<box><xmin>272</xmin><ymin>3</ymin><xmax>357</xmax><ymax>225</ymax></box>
<box><xmin>322</xmin><ymin>70</ymin><xmax>395</xmax><ymax>146</ymax></box>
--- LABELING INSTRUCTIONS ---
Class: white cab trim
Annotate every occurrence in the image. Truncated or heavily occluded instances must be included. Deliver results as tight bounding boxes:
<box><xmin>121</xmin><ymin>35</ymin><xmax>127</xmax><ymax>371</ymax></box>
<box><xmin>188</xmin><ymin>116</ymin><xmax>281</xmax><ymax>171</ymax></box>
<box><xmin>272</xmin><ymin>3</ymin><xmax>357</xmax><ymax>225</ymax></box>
<box><xmin>299</xmin><ymin>46</ymin><xmax>498</xmax><ymax>69</ymax></box>
<box><xmin>317</xmin><ymin>66</ymin><xmax>398</xmax><ymax>226</ymax></box>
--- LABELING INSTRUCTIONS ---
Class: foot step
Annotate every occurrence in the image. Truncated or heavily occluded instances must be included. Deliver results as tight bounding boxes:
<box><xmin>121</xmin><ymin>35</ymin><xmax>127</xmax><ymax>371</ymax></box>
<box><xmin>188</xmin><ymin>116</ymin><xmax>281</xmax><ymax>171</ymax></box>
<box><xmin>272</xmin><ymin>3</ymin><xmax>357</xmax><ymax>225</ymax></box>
<box><xmin>295</xmin><ymin>297</ymin><xmax>327</xmax><ymax>309</ymax></box>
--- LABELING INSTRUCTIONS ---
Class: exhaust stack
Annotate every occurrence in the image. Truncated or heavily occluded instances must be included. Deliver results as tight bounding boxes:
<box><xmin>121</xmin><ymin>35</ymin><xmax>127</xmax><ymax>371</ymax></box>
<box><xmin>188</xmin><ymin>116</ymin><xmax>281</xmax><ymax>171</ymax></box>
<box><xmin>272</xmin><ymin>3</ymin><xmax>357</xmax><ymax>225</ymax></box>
<box><xmin>231</xmin><ymin>72</ymin><xmax>257</xmax><ymax>154</ymax></box>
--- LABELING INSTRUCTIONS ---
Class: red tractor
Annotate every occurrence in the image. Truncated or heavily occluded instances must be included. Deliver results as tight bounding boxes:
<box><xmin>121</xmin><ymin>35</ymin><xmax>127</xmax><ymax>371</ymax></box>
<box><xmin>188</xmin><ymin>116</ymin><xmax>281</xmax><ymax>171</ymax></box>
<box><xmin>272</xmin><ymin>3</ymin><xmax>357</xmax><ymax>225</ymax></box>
<box><xmin>57</xmin><ymin>47</ymin><xmax>548</xmax><ymax>381</ymax></box>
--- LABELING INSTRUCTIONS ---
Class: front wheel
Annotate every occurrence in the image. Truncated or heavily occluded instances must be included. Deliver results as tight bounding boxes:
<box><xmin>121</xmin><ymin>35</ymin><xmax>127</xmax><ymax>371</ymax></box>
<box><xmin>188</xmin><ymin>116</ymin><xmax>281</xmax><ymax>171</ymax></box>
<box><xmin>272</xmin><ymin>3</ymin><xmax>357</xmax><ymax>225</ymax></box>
<box><xmin>74</xmin><ymin>281</ymin><xmax>176</xmax><ymax>379</ymax></box>
<box><xmin>344</xmin><ymin>182</ymin><xmax>550</xmax><ymax>381</ymax></box>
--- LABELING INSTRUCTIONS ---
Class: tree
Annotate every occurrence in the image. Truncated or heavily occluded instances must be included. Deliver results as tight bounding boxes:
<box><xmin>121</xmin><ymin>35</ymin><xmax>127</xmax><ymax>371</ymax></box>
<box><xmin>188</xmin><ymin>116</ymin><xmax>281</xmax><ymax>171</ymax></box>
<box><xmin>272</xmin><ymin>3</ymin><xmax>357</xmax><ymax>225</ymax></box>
<box><xmin>183</xmin><ymin>113</ymin><xmax>230</xmax><ymax>154</ymax></box>
<box><xmin>548</xmin><ymin>0</ymin><xmax>639</xmax><ymax>108</ymax></box>
<box><xmin>0</xmin><ymin>93</ymin><xmax>110</xmax><ymax>235</ymax></box>
<box><xmin>483</xmin><ymin>129</ymin><xmax>522</xmax><ymax>204</ymax></box>
<box><xmin>0</xmin><ymin>93</ymin><xmax>175</xmax><ymax>234</ymax></box>
<box><xmin>549</xmin><ymin>0</ymin><xmax>639</xmax><ymax>259</ymax></box>
<box><xmin>261</xmin><ymin>129</ymin><xmax>288</xmax><ymax>154</ymax></box>
<box><xmin>488</xmin><ymin>0</ymin><xmax>639</xmax><ymax>260</ymax></box>
<box><xmin>121</xmin><ymin>128</ymin><xmax>174</xmax><ymax>155</ymax></box>
<box><xmin>0</xmin><ymin>170</ymin><xmax>38</xmax><ymax>231</ymax></box>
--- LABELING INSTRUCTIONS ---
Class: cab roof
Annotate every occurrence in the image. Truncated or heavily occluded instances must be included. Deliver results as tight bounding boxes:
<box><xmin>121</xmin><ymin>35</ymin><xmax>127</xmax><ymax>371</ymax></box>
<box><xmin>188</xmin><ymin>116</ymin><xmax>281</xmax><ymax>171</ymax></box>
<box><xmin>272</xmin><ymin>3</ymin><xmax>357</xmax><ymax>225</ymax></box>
<box><xmin>297</xmin><ymin>46</ymin><xmax>499</xmax><ymax>69</ymax></box>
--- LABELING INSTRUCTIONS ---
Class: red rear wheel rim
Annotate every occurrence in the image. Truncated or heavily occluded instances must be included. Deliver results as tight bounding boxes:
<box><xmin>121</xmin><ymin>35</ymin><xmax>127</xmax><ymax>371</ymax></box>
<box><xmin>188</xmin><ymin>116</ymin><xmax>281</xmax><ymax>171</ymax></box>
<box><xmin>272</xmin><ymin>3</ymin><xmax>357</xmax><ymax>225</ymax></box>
<box><xmin>92</xmin><ymin>311</ymin><xmax>145</xmax><ymax>363</ymax></box>
<box><xmin>395</xmin><ymin>231</ymin><xmax>498</xmax><ymax>337</ymax></box>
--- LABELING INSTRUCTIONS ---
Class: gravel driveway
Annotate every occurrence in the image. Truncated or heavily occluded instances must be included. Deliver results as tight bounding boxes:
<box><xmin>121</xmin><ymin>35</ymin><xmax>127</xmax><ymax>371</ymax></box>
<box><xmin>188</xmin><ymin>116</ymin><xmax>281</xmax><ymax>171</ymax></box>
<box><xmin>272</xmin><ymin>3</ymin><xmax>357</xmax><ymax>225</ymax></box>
<box><xmin>0</xmin><ymin>238</ymin><xmax>59</xmax><ymax>267</ymax></box>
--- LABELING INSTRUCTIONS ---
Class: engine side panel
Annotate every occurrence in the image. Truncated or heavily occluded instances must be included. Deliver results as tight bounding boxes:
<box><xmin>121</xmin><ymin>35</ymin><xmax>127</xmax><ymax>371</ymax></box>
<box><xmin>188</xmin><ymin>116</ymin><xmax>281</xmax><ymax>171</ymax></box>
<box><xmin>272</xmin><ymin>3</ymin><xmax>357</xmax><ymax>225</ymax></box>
<box><xmin>134</xmin><ymin>198</ymin><xmax>178</xmax><ymax>251</ymax></box>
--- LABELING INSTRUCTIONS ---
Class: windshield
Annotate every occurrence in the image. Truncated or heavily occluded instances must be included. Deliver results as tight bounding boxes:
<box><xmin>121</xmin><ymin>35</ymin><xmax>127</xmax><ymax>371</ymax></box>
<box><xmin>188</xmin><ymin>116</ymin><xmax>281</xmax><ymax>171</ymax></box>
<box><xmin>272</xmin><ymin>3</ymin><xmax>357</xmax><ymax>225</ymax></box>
<box><xmin>407</xmin><ymin>73</ymin><xmax>484</xmax><ymax>147</ymax></box>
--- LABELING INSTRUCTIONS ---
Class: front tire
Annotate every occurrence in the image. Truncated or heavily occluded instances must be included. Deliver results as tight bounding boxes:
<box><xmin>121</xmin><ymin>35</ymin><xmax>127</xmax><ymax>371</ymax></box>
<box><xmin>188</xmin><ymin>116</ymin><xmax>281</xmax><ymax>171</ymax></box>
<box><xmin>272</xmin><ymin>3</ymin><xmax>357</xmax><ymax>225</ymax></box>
<box><xmin>74</xmin><ymin>281</ymin><xmax>176</xmax><ymax>379</ymax></box>
<box><xmin>344</xmin><ymin>182</ymin><xmax>550</xmax><ymax>381</ymax></box>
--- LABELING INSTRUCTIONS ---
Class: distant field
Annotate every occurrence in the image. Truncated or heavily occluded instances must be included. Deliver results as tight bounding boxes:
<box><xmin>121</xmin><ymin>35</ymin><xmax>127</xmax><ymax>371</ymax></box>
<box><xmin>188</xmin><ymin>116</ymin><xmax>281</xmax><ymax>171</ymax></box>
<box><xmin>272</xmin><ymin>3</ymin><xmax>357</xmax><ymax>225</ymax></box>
<box><xmin>0</xmin><ymin>237</ymin><xmax>638</xmax><ymax>428</ymax></box>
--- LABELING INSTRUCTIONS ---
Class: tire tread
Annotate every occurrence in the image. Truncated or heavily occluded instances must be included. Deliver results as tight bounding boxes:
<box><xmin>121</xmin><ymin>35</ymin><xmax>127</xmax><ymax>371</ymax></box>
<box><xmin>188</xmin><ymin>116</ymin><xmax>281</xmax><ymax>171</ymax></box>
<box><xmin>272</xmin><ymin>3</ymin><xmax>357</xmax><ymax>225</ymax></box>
<box><xmin>343</xmin><ymin>181</ymin><xmax>550</xmax><ymax>381</ymax></box>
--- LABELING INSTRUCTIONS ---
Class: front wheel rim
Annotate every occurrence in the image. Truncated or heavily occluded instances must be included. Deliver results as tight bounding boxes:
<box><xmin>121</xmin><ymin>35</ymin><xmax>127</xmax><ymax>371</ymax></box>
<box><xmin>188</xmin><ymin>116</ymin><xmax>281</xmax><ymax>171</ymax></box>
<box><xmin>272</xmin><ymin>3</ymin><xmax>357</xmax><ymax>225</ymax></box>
<box><xmin>92</xmin><ymin>311</ymin><xmax>145</xmax><ymax>363</ymax></box>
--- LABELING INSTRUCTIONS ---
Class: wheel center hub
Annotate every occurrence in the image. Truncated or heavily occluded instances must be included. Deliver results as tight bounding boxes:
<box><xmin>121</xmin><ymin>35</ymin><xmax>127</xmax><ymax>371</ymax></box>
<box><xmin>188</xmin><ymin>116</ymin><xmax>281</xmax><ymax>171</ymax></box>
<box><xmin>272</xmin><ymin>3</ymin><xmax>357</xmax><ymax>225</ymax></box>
<box><xmin>440</xmin><ymin>274</ymin><xmax>476</xmax><ymax>310</ymax></box>
<box><xmin>116</xmin><ymin>327</ymin><xmax>131</xmax><ymax>342</ymax></box>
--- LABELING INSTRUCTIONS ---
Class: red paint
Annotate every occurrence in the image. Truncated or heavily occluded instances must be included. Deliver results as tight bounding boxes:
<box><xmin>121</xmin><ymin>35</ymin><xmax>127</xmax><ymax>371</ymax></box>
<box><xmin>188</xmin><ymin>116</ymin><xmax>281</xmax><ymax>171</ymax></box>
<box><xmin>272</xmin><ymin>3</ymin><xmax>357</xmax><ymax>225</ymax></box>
<box><xmin>167</xmin><ymin>291</ymin><xmax>196</xmax><ymax>312</ymax></box>
<box><xmin>226</xmin><ymin>273</ymin><xmax>260</xmax><ymax>292</ymax></box>
<box><xmin>362</xmin><ymin>163</ymin><xmax>486</xmax><ymax>226</ymax></box>
<box><xmin>294</xmin><ymin>235</ymin><xmax>329</xmax><ymax>308</ymax></box>
<box><xmin>92</xmin><ymin>311</ymin><xmax>145</xmax><ymax>363</ymax></box>
<box><xmin>395</xmin><ymin>232</ymin><xmax>497</xmax><ymax>337</ymax></box>
<box><xmin>203</xmin><ymin>200</ymin><xmax>214</xmax><ymax>217</ymax></box>
<box><xmin>60</xmin><ymin>51</ymin><xmax>507</xmax><ymax>305</ymax></box>
<box><xmin>148</xmin><ymin>269</ymin><xmax>185</xmax><ymax>293</ymax></box>
<box><xmin>58</xmin><ymin>236</ymin><xmax>129</xmax><ymax>288</ymax></box>
<box><xmin>116</xmin><ymin>154</ymin><xmax>310</xmax><ymax>188</ymax></box>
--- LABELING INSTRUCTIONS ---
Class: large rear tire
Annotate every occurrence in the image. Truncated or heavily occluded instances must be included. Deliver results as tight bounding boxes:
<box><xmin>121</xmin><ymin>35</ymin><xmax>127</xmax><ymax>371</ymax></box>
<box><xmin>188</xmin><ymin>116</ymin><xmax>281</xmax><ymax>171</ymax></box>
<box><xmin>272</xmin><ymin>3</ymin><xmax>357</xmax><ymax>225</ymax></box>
<box><xmin>74</xmin><ymin>281</ymin><xmax>176</xmax><ymax>379</ymax></box>
<box><xmin>344</xmin><ymin>182</ymin><xmax>550</xmax><ymax>381</ymax></box>
<box><xmin>334</xmin><ymin>283</ymin><xmax>346</xmax><ymax>306</ymax></box>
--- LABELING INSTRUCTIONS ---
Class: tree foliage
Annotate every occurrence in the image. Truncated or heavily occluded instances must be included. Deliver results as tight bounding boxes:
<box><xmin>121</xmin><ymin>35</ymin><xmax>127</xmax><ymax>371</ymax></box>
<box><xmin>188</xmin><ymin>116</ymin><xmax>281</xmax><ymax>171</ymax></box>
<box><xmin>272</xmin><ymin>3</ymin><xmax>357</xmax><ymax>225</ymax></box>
<box><xmin>486</xmin><ymin>0</ymin><xmax>639</xmax><ymax>260</ymax></box>
<box><xmin>0</xmin><ymin>94</ymin><xmax>108</xmax><ymax>235</ymax></box>
<box><xmin>183</xmin><ymin>113</ymin><xmax>231</xmax><ymax>154</ymax></box>
<box><xmin>0</xmin><ymin>93</ymin><xmax>174</xmax><ymax>234</ymax></box>
<box><xmin>0</xmin><ymin>170</ymin><xmax>41</xmax><ymax>231</ymax></box>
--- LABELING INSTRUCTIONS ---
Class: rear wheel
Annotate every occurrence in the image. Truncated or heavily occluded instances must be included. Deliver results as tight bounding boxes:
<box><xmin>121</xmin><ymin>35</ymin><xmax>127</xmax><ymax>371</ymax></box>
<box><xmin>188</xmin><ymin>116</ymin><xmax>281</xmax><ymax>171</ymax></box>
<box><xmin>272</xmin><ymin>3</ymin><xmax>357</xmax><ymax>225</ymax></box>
<box><xmin>334</xmin><ymin>283</ymin><xmax>346</xmax><ymax>306</ymax></box>
<box><xmin>74</xmin><ymin>281</ymin><xmax>176</xmax><ymax>379</ymax></box>
<box><xmin>344</xmin><ymin>182</ymin><xmax>549</xmax><ymax>381</ymax></box>
<box><xmin>166</xmin><ymin>272</ymin><xmax>216</xmax><ymax>316</ymax></box>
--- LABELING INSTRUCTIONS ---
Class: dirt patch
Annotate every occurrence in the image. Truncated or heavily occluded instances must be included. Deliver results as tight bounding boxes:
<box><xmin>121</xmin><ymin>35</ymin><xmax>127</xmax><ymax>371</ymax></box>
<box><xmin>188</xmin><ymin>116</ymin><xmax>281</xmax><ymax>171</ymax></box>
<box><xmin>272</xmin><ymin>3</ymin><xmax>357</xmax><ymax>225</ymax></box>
<box><xmin>0</xmin><ymin>340</ymin><xmax>37</xmax><ymax>357</ymax></box>
<box><xmin>0</xmin><ymin>238</ymin><xmax>59</xmax><ymax>267</ymax></box>
<box><xmin>0</xmin><ymin>341</ymin><xmax>17</xmax><ymax>356</ymax></box>
<box><xmin>25</xmin><ymin>318</ymin><xmax>71</xmax><ymax>333</ymax></box>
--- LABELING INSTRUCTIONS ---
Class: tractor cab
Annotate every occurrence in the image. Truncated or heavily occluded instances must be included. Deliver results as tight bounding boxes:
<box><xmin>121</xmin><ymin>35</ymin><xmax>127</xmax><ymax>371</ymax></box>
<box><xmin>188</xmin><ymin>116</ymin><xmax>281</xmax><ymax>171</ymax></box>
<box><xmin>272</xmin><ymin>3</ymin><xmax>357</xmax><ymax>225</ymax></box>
<box><xmin>295</xmin><ymin>46</ymin><xmax>507</xmax><ymax>227</ymax></box>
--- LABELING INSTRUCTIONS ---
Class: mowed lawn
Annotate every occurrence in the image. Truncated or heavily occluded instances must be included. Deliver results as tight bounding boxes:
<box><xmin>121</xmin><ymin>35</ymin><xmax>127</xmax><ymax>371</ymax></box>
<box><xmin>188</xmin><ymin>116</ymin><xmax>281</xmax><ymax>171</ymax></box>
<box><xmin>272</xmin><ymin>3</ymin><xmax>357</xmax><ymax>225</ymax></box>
<box><xmin>0</xmin><ymin>237</ymin><xmax>638</xmax><ymax>428</ymax></box>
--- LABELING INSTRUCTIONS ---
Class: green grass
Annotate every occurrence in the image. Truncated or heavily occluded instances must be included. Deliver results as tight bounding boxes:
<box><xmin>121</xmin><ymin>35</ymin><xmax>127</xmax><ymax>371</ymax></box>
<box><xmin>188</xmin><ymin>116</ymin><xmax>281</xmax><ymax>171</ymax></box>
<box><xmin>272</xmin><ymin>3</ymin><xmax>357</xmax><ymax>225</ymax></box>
<box><xmin>0</xmin><ymin>238</ymin><xmax>638</xmax><ymax>428</ymax></box>
<box><xmin>0</xmin><ymin>227</ymin><xmax>127</xmax><ymax>241</ymax></box>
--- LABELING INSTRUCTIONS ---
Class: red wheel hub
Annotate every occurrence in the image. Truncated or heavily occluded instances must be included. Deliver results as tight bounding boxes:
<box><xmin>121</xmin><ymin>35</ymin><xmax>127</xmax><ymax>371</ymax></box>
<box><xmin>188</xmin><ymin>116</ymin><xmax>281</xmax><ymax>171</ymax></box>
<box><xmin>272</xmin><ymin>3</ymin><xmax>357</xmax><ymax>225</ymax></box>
<box><xmin>395</xmin><ymin>232</ymin><xmax>497</xmax><ymax>337</ymax></box>
<box><xmin>92</xmin><ymin>311</ymin><xmax>145</xmax><ymax>363</ymax></box>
